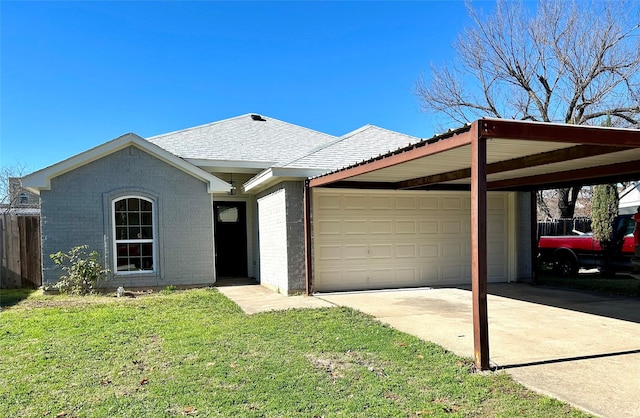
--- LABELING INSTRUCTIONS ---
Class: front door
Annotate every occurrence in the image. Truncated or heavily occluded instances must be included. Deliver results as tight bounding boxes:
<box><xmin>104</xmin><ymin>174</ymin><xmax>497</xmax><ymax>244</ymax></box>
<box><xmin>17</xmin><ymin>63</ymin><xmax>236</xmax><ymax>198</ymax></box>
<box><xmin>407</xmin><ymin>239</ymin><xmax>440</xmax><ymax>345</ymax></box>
<box><xmin>213</xmin><ymin>201</ymin><xmax>248</xmax><ymax>277</ymax></box>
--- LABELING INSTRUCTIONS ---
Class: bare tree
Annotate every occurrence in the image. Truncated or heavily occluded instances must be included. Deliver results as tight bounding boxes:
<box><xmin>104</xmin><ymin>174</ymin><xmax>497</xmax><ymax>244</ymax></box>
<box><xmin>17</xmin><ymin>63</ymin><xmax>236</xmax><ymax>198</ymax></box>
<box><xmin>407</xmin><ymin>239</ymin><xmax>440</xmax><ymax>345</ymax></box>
<box><xmin>0</xmin><ymin>162</ymin><xmax>31</xmax><ymax>206</ymax></box>
<box><xmin>416</xmin><ymin>0</ymin><xmax>640</xmax><ymax>218</ymax></box>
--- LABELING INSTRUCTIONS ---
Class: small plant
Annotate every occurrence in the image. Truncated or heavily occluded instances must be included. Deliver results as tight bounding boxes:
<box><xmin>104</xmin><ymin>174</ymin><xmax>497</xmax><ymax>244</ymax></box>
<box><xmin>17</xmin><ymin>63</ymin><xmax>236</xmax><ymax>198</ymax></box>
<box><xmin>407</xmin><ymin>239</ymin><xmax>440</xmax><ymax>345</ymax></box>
<box><xmin>161</xmin><ymin>284</ymin><xmax>177</xmax><ymax>295</ymax></box>
<box><xmin>49</xmin><ymin>245</ymin><xmax>109</xmax><ymax>295</ymax></box>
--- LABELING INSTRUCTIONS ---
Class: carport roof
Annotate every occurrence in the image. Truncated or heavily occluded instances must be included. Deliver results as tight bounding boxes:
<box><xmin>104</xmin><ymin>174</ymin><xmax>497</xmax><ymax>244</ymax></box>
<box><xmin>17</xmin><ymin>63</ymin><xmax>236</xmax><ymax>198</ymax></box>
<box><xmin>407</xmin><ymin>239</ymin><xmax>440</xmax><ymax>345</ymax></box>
<box><xmin>309</xmin><ymin>118</ymin><xmax>640</xmax><ymax>190</ymax></box>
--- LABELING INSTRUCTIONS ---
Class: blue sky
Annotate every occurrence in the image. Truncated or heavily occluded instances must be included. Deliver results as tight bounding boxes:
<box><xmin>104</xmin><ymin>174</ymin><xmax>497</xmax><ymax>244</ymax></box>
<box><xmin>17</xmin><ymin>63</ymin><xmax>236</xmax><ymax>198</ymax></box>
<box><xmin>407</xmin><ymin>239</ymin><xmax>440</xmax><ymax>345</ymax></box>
<box><xmin>1</xmin><ymin>1</ymin><xmax>476</xmax><ymax>173</ymax></box>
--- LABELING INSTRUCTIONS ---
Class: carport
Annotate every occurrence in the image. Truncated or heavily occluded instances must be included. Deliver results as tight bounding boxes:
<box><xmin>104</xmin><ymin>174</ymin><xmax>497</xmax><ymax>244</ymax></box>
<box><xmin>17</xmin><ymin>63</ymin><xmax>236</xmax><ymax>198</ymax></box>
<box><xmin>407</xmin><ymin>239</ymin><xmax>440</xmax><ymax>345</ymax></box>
<box><xmin>303</xmin><ymin>118</ymin><xmax>640</xmax><ymax>370</ymax></box>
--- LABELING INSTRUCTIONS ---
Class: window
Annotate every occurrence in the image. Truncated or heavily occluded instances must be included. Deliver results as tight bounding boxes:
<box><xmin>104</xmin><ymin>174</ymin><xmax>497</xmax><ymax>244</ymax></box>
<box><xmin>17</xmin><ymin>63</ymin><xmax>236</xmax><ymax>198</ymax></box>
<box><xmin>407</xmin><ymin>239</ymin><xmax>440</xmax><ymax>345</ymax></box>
<box><xmin>217</xmin><ymin>206</ymin><xmax>239</xmax><ymax>223</ymax></box>
<box><xmin>113</xmin><ymin>197</ymin><xmax>154</xmax><ymax>273</ymax></box>
<box><xmin>19</xmin><ymin>192</ymin><xmax>29</xmax><ymax>205</ymax></box>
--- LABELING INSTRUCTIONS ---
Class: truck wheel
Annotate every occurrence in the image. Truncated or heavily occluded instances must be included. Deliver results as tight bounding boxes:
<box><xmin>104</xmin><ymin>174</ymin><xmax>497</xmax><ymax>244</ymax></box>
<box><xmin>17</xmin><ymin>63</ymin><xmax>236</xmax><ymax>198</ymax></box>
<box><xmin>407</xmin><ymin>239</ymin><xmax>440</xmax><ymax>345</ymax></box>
<box><xmin>554</xmin><ymin>253</ymin><xmax>578</xmax><ymax>277</ymax></box>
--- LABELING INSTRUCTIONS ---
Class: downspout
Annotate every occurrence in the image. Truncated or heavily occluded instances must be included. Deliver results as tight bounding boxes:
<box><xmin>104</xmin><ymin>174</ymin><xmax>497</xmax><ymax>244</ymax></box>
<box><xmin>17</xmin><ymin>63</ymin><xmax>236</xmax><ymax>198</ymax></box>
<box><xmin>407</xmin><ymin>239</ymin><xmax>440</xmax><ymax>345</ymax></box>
<box><xmin>303</xmin><ymin>179</ymin><xmax>313</xmax><ymax>295</ymax></box>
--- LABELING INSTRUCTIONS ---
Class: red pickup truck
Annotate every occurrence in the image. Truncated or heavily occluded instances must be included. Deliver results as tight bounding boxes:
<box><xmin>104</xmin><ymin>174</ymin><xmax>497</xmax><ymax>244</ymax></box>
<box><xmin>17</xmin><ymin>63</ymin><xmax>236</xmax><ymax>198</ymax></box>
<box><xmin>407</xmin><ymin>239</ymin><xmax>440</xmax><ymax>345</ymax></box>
<box><xmin>538</xmin><ymin>214</ymin><xmax>637</xmax><ymax>276</ymax></box>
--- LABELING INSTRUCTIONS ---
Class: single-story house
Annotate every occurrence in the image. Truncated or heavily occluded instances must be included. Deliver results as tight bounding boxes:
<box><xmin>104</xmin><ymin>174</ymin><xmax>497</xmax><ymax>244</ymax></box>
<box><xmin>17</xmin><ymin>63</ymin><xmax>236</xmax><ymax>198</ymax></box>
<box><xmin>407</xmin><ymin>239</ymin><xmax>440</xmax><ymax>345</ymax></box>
<box><xmin>22</xmin><ymin>114</ymin><xmax>640</xmax><ymax>298</ymax></box>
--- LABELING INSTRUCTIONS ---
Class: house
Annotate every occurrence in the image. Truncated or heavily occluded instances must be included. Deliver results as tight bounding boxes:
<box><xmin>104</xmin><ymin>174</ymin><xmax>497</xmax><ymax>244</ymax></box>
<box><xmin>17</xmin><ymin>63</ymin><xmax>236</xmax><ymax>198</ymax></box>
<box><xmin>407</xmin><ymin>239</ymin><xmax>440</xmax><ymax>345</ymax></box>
<box><xmin>23</xmin><ymin>114</ymin><xmax>640</xmax><ymax>298</ymax></box>
<box><xmin>21</xmin><ymin>114</ymin><xmax>428</xmax><ymax>294</ymax></box>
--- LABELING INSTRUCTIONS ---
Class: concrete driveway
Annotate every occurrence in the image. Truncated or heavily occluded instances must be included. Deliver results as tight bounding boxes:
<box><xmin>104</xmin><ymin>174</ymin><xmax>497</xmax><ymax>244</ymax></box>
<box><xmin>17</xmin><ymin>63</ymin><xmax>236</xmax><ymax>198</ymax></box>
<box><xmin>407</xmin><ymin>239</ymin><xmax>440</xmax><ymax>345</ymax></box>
<box><xmin>218</xmin><ymin>280</ymin><xmax>640</xmax><ymax>417</ymax></box>
<box><xmin>316</xmin><ymin>284</ymin><xmax>640</xmax><ymax>418</ymax></box>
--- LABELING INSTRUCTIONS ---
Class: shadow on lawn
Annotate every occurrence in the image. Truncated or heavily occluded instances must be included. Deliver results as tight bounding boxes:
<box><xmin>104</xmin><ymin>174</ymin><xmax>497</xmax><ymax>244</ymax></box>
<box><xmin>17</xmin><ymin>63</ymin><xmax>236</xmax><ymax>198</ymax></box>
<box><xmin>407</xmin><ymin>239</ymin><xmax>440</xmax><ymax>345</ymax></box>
<box><xmin>0</xmin><ymin>288</ymin><xmax>37</xmax><ymax>308</ymax></box>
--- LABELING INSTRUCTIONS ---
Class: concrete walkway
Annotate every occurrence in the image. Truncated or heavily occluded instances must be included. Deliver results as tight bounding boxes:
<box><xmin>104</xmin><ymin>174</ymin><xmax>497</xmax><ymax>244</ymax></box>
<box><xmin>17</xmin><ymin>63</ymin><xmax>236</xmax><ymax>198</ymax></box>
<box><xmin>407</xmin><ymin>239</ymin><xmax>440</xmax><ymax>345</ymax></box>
<box><xmin>216</xmin><ymin>281</ymin><xmax>640</xmax><ymax>418</ymax></box>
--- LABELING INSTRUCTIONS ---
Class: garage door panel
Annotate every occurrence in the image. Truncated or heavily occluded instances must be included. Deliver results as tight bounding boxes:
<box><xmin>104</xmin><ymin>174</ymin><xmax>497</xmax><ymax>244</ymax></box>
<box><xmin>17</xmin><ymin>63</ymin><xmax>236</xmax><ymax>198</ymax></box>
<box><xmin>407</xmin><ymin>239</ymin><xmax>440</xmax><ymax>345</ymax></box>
<box><xmin>420</xmin><ymin>221</ymin><xmax>439</xmax><ymax>234</ymax></box>
<box><xmin>370</xmin><ymin>244</ymin><xmax>393</xmax><ymax>258</ymax></box>
<box><xmin>396</xmin><ymin>196</ymin><xmax>417</xmax><ymax>210</ymax></box>
<box><xmin>419</xmin><ymin>244</ymin><xmax>439</xmax><ymax>258</ymax></box>
<box><xmin>316</xmin><ymin>220</ymin><xmax>341</xmax><ymax>235</ymax></box>
<box><xmin>396</xmin><ymin>220</ymin><xmax>417</xmax><ymax>234</ymax></box>
<box><xmin>344</xmin><ymin>195</ymin><xmax>367</xmax><ymax>210</ymax></box>
<box><xmin>318</xmin><ymin>245</ymin><xmax>341</xmax><ymax>260</ymax></box>
<box><xmin>313</xmin><ymin>189</ymin><xmax>511</xmax><ymax>292</ymax></box>
<box><xmin>344</xmin><ymin>244</ymin><xmax>368</xmax><ymax>259</ymax></box>
<box><xmin>395</xmin><ymin>244</ymin><xmax>417</xmax><ymax>258</ymax></box>
<box><xmin>370</xmin><ymin>220</ymin><xmax>393</xmax><ymax>234</ymax></box>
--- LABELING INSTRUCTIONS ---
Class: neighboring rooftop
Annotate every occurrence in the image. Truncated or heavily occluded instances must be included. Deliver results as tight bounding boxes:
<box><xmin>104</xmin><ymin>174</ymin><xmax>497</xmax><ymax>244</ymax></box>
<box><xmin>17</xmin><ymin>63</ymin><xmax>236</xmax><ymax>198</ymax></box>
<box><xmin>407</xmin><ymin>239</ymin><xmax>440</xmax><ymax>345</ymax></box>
<box><xmin>280</xmin><ymin>125</ymin><xmax>421</xmax><ymax>171</ymax></box>
<box><xmin>147</xmin><ymin>113</ymin><xmax>337</xmax><ymax>165</ymax></box>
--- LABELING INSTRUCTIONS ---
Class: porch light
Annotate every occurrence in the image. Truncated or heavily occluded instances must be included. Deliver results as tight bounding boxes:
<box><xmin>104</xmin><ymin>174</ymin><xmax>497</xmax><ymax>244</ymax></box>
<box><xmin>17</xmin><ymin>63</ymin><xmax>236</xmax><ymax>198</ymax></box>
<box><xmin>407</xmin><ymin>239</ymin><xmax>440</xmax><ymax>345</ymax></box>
<box><xmin>229</xmin><ymin>174</ymin><xmax>237</xmax><ymax>195</ymax></box>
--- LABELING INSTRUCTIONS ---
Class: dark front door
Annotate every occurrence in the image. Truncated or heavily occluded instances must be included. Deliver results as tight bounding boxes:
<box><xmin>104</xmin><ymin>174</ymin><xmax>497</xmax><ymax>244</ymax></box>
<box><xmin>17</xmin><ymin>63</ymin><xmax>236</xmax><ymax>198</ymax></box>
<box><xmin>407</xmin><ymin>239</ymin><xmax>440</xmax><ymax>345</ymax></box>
<box><xmin>214</xmin><ymin>201</ymin><xmax>248</xmax><ymax>277</ymax></box>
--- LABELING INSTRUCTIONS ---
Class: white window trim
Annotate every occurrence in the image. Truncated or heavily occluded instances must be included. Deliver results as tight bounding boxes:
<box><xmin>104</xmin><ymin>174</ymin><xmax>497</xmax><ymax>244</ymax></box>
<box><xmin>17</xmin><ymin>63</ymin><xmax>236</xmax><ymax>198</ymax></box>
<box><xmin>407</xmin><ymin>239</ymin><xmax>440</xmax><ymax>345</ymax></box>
<box><xmin>112</xmin><ymin>195</ymin><xmax>156</xmax><ymax>275</ymax></box>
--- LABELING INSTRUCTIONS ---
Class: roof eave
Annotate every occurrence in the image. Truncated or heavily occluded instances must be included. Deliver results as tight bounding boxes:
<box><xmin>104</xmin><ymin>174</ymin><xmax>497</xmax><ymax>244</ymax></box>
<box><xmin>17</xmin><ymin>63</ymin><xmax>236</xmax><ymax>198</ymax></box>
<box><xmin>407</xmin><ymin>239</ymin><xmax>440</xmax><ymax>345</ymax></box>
<box><xmin>22</xmin><ymin>133</ymin><xmax>231</xmax><ymax>194</ymax></box>
<box><xmin>243</xmin><ymin>167</ymin><xmax>331</xmax><ymax>194</ymax></box>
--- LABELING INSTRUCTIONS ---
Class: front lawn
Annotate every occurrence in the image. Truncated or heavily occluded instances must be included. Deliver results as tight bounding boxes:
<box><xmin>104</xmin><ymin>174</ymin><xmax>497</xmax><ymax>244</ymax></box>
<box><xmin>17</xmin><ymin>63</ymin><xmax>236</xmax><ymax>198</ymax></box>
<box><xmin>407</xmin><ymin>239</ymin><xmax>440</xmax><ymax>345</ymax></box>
<box><xmin>0</xmin><ymin>289</ymin><xmax>590</xmax><ymax>417</ymax></box>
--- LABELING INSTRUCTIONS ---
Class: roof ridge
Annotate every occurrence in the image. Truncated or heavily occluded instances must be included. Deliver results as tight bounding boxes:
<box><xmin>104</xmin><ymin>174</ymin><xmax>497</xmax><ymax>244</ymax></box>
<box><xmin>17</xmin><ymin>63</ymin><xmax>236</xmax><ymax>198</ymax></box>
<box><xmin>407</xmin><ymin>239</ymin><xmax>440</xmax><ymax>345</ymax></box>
<box><xmin>278</xmin><ymin>125</ymin><xmax>373</xmax><ymax>167</ymax></box>
<box><xmin>280</xmin><ymin>124</ymin><xmax>422</xmax><ymax>168</ymax></box>
<box><xmin>361</xmin><ymin>124</ymin><xmax>422</xmax><ymax>141</ymax></box>
<box><xmin>147</xmin><ymin>114</ymin><xmax>251</xmax><ymax>140</ymax></box>
<box><xmin>147</xmin><ymin>113</ymin><xmax>338</xmax><ymax>142</ymax></box>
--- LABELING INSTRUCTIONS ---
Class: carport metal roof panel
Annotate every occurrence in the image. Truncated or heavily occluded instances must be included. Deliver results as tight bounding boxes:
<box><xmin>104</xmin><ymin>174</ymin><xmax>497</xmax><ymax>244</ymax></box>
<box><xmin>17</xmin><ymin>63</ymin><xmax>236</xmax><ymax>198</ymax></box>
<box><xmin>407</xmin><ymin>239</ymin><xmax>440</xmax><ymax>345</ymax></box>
<box><xmin>309</xmin><ymin>119</ymin><xmax>640</xmax><ymax>190</ymax></box>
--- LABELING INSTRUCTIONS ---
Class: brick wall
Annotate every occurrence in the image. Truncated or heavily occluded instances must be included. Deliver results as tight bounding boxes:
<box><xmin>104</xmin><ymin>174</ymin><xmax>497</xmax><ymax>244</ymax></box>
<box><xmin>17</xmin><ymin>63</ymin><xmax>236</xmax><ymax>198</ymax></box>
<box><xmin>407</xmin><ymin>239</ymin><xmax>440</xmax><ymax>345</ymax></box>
<box><xmin>257</xmin><ymin>188</ymin><xmax>288</xmax><ymax>292</ymax></box>
<box><xmin>256</xmin><ymin>181</ymin><xmax>306</xmax><ymax>294</ymax></box>
<box><xmin>40</xmin><ymin>146</ymin><xmax>215</xmax><ymax>289</ymax></box>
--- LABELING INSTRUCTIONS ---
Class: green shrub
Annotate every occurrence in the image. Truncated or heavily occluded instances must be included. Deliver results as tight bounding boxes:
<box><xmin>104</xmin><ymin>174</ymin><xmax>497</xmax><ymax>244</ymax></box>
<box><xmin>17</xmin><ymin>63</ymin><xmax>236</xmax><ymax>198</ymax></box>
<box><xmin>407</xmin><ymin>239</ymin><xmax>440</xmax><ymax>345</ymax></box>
<box><xmin>161</xmin><ymin>284</ymin><xmax>177</xmax><ymax>294</ymax></box>
<box><xmin>49</xmin><ymin>245</ymin><xmax>109</xmax><ymax>295</ymax></box>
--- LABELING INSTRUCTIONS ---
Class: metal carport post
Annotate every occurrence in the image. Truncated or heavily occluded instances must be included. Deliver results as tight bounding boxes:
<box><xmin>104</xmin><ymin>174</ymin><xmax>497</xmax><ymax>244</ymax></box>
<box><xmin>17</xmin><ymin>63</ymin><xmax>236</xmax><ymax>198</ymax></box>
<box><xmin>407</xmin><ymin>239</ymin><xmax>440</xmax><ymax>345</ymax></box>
<box><xmin>471</xmin><ymin>129</ymin><xmax>489</xmax><ymax>370</ymax></box>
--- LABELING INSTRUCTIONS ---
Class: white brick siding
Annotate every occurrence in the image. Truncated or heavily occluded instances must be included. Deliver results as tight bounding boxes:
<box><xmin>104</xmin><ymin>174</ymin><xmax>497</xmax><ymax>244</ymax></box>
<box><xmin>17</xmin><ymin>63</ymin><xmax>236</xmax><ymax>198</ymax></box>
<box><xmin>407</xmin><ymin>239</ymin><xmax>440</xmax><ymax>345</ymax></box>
<box><xmin>257</xmin><ymin>189</ymin><xmax>288</xmax><ymax>292</ymax></box>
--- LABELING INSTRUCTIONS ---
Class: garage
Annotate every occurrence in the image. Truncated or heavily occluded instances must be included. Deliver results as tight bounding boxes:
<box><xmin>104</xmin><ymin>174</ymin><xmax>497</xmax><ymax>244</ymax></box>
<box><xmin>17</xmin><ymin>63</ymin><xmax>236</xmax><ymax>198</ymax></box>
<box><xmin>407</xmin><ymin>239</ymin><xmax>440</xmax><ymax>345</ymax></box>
<box><xmin>313</xmin><ymin>189</ymin><xmax>515</xmax><ymax>291</ymax></box>
<box><xmin>304</xmin><ymin>118</ymin><xmax>640</xmax><ymax>370</ymax></box>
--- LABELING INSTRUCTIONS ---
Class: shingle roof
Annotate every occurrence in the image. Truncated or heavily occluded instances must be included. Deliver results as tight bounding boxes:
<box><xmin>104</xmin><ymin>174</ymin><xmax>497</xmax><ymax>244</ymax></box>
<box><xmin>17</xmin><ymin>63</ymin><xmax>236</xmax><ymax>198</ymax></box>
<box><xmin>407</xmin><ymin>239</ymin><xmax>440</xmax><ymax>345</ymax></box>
<box><xmin>147</xmin><ymin>114</ymin><xmax>337</xmax><ymax>165</ymax></box>
<box><xmin>280</xmin><ymin>125</ymin><xmax>421</xmax><ymax>170</ymax></box>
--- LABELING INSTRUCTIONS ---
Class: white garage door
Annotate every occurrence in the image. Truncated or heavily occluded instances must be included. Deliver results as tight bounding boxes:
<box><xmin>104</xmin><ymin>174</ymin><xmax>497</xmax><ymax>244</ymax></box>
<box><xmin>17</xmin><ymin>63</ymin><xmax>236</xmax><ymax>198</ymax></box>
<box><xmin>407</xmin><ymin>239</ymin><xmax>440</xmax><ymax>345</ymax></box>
<box><xmin>312</xmin><ymin>189</ymin><xmax>513</xmax><ymax>292</ymax></box>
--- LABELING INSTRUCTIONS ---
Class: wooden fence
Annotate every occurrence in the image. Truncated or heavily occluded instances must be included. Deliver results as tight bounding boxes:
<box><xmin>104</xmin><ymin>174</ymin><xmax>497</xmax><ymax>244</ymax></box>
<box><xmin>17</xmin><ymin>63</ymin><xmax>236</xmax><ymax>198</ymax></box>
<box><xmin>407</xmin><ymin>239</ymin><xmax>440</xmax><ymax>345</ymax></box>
<box><xmin>1</xmin><ymin>214</ymin><xmax>41</xmax><ymax>289</ymax></box>
<box><xmin>537</xmin><ymin>217</ymin><xmax>592</xmax><ymax>239</ymax></box>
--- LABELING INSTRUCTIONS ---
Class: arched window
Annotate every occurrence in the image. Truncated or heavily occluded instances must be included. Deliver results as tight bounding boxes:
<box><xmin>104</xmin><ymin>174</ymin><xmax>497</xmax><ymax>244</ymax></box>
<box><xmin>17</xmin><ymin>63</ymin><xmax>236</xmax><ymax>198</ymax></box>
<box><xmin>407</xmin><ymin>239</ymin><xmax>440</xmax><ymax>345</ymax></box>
<box><xmin>113</xmin><ymin>197</ymin><xmax>155</xmax><ymax>273</ymax></box>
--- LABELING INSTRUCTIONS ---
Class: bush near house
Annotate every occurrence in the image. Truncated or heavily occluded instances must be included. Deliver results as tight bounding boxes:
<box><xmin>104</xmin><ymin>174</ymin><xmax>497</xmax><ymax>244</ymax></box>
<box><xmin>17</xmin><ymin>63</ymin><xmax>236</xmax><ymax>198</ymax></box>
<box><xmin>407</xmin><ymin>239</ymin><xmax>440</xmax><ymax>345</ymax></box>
<box><xmin>48</xmin><ymin>245</ymin><xmax>109</xmax><ymax>295</ymax></box>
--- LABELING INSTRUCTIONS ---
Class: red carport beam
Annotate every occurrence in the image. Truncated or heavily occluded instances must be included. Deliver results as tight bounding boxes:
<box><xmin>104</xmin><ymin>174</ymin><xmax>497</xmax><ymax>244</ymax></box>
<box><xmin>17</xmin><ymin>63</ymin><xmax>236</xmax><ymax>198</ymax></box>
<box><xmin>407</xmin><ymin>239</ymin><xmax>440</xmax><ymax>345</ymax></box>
<box><xmin>471</xmin><ymin>132</ymin><xmax>490</xmax><ymax>371</ymax></box>
<box><xmin>308</xmin><ymin>125</ymin><xmax>475</xmax><ymax>188</ymax></box>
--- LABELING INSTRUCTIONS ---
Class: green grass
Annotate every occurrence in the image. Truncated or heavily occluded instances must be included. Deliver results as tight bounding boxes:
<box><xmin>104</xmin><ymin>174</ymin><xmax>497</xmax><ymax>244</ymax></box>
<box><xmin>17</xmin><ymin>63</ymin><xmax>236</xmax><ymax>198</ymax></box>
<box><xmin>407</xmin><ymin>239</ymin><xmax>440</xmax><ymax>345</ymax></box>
<box><xmin>0</xmin><ymin>289</ymin><xmax>591</xmax><ymax>417</ymax></box>
<box><xmin>536</xmin><ymin>271</ymin><xmax>640</xmax><ymax>297</ymax></box>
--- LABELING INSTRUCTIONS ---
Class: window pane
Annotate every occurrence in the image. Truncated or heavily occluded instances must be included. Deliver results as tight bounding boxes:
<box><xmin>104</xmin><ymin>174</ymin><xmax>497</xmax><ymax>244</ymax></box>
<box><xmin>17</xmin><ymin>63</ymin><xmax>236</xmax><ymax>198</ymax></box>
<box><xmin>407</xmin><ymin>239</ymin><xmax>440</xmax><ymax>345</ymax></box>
<box><xmin>116</xmin><ymin>227</ymin><xmax>127</xmax><ymax>240</ymax></box>
<box><xmin>218</xmin><ymin>207</ymin><xmax>238</xmax><ymax>223</ymax></box>
<box><xmin>129</xmin><ymin>227</ymin><xmax>142</xmax><ymax>239</ymax></box>
<box><xmin>141</xmin><ymin>213</ymin><xmax>152</xmax><ymax>226</ymax></box>
<box><xmin>115</xmin><ymin>213</ymin><xmax>127</xmax><ymax>226</ymax></box>
<box><xmin>128</xmin><ymin>198</ymin><xmax>139</xmax><ymax>211</ymax></box>
<box><xmin>141</xmin><ymin>227</ymin><xmax>153</xmax><ymax>239</ymax></box>
<box><xmin>140</xmin><ymin>200</ymin><xmax>152</xmax><ymax>211</ymax></box>
<box><xmin>129</xmin><ymin>213</ymin><xmax>140</xmax><ymax>226</ymax></box>
<box><xmin>142</xmin><ymin>243</ymin><xmax>153</xmax><ymax>256</ymax></box>
<box><xmin>115</xmin><ymin>200</ymin><xmax>126</xmax><ymax>211</ymax></box>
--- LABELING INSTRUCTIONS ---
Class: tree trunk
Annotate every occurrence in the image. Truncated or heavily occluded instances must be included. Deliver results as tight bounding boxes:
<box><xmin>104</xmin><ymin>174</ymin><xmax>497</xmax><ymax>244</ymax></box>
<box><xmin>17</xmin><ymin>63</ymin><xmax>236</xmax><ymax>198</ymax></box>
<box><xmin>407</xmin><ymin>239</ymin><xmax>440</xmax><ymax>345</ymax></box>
<box><xmin>557</xmin><ymin>186</ymin><xmax>581</xmax><ymax>219</ymax></box>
